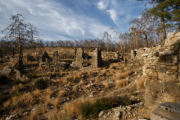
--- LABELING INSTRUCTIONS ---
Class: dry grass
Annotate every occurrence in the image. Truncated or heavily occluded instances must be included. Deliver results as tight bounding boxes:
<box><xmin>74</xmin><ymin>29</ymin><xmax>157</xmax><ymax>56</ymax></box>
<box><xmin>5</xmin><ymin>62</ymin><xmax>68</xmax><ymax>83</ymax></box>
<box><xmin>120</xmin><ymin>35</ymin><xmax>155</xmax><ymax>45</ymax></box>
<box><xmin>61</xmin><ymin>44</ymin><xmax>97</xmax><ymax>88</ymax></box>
<box><xmin>87</xmin><ymin>71</ymin><xmax>92</xmax><ymax>77</ymax></box>
<box><xmin>45</xmin><ymin>88</ymin><xmax>53</xmax><ymax>98</ymax></box>
<box><xmin>12</xmin><ymin>85</ymin><xmax>18</xmax><ymax>93</ymax></box>
<box><xmin>39</xmin><ymin>105</ymin><xmax>46</xmax><ymax>113</ymax></box>
<box><xmin>58</xmin><ymin>89</ymin><xmax>66</xmax><ymax>98</ymax></box>
<box><xmin>18</xmin><ymin>83</ymin><xmax>24</xmax><ymax>89</ymax></box>
<box><xmin>3</xmin><ymin>99</ymin><xmax>11</xmax><ymax>108</ymax></box>
<box><xmin>94</xmin><ymin>77</ymin><xmax>99</xmax><ymax>83</ymax></box>
<box><xmin>33</xmin><ymin>89</ymin><xmax>41</xmax><ymax>97</ymax></box>
<box><xmin>60</xmin><ymin>97</ymin><xmax>89</xmax><ymax>119</ymax></box>
<box><xmin>77</xmin><ymin>71</ymin><xmax>84</xmax><ymax>78</ymax></box>
<box><xmin>79</xmin><ymin>80</ymin><xmax>84</xmax><ymax>85</ymax></box>
<box><xmin>45</xmin><ymin>96</ymin><xmax>51</xmax><ymax>107</ymax></box>
<box><xmin>136</xmin><ymin>78</ymin><xmax>145</xmax><ymax>90</ymax></box>
<box><xmin>72</xmin><ymin>85</ymin><xmax>78</xmax><ymax>93</ymax></box>
<box><xmin>47</xmin><ymin>110</ymin><xmax>60</xmax><ymax>120</ymax></box>
<box><xmin>54</xmin><ymin>98</ymin><xmax>59</xmax><ymax>109</ymax></box>
<box><xmin>115</xmin><ymin>70</ymin><xmax>133</xmax><ymax>79</ymax></box>
<box><xmin>23</xmin><ymin>92</ymin><xmax>34</xmax><ymax>105</ymax></box>
<box><xmin>116</xmin><ymin>79</ymin><xmax>129</xmax><ymax>88</ymax></box>
<box><xmin>102</xmin><ymin>81</ymin><xmax>109</xmax><ymax>89</ymax></box>
<box><xmin>12</xmin><ymin>96</ymin><xmax>19</xmax><ymax>106</ymax></box>
<box><xmin>61</xmin><ymin>77</ymin><xmax>68</xmax><ymax>85</ymax></box>
<box><xmin>30</xmin><ymin>110</ymin><xmax>41</xmax><ymax>120</ymax></box>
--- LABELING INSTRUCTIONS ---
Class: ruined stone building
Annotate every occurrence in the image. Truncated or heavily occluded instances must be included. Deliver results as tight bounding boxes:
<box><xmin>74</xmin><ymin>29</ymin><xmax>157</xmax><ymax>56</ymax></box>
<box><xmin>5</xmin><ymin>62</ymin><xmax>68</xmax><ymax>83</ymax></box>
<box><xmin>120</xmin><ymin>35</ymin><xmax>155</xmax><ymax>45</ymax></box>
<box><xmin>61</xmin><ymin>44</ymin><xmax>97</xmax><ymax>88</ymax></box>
<box><xmin>71</xmin><ymin>48</ymin><xmax>102</xmax><ymax>68</ymax></box>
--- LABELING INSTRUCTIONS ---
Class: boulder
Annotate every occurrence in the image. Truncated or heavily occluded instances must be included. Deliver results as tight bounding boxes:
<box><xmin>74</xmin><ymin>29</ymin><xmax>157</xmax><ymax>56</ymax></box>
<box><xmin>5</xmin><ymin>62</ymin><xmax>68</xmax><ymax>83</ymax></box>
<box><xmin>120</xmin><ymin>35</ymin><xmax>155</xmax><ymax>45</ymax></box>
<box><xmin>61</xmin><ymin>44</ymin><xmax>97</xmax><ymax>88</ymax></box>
<box><xmin>164</xmin><ymin>32</ymin><xmax>180</xmax><ymax>46</ymax></box>
<box><xmin>151</xmin><ymin>102</ymin><xmax>180</xmax><ymax>120</ymax></box>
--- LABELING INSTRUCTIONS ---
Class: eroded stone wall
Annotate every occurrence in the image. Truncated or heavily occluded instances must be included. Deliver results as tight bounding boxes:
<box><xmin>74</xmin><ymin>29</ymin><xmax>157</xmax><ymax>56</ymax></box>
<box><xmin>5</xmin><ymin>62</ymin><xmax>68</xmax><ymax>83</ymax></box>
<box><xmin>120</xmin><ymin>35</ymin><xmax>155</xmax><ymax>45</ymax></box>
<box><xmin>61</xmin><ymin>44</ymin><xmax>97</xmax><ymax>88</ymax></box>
<box><xmin>134</xmin><ymin>32</ymin><xmax>180</xmax><ymax>111</ymax></box>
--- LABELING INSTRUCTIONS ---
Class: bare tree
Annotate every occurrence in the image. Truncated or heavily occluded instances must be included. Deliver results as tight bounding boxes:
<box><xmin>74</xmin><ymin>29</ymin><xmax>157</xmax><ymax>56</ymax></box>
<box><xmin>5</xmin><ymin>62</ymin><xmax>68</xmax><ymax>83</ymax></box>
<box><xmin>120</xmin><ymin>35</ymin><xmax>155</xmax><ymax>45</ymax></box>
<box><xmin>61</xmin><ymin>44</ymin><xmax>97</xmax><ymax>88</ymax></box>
<box><xmin>27</xmin><ymin>23</ymin><xmax>38</xmax><ymax>48</ymax></box>
<box><xmin>2</xmin><ymin>14</ymin><xmax>33</xmax><ymax>70</ymax></box>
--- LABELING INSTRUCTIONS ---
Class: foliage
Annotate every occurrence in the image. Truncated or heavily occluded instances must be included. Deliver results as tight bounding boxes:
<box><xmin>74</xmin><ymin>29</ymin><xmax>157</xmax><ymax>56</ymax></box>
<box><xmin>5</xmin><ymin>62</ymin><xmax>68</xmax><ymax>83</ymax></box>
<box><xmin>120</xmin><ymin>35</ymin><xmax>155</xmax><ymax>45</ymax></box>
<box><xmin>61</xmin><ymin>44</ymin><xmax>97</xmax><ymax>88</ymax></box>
<box><xmin>34</xmin><ymin>79</ymin><xmax>47</xmax><ymax>90</ymax></box>
<box><xmin>15</xmin><ymin>80</ymin><xmax>22</xmax><ymax>84</ymax></box>
<box><xmin>81</xmin><ymin>98</ymin><xmax>113</xmax><ymax>118</ymax></box>
<box><xmin>154</xmin><ymin>52</ymin><xmax>160</xmax><ymax>57</ymax></box>
<box><xmin>81</xmin><ymin>96</ymin><xmax>137</xmax><ymax>118</ymax></box>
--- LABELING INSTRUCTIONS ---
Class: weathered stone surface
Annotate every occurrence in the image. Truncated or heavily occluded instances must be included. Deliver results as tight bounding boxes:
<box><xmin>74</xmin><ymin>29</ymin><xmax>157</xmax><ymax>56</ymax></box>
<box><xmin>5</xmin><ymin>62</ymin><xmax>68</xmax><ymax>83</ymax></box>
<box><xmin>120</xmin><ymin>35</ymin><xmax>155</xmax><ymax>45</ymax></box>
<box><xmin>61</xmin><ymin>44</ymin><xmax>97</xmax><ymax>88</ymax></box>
<box><xmin>91</xmin><ymin>48</ymin><xmax>102</xmax><ymax>67</ymax></box>
<box><xmin>164</xmin><ymin>32</ymin><xmax>180</xmax><ymax>46</ymax></box>
<box><xmin>71</xmin><ymin>48</ymin><xmax>84</xmax><ymax>68</ymax></box>
<box><xmin>151</xmin><ymin>102</ymin><xmax>180</xmax><ymax>120</ymax></box>
<box><xmin>71</xmin><ymin>48</ymin><xmax>102</xmax><ymax>68</ymax></box>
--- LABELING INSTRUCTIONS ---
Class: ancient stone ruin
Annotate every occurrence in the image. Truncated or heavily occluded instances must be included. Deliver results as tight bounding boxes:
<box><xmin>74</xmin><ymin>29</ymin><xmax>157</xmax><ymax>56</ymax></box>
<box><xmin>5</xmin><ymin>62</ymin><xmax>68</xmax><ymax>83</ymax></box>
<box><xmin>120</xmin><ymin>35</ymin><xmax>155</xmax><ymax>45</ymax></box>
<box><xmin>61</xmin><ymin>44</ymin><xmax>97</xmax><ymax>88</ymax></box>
<box><xmin>131</xmin><ymin>32</ymin><xmax>180</xmax><ymax>112</ymax></box>
<box><xmin>71</xmin><ymin>48</ymin><xmax>102</xmax><ymax>68</ymax></box>
<box><xmin>71</xmin><ymin>48</ymin><xmax>84</xmax><ymax>68</ymax></box>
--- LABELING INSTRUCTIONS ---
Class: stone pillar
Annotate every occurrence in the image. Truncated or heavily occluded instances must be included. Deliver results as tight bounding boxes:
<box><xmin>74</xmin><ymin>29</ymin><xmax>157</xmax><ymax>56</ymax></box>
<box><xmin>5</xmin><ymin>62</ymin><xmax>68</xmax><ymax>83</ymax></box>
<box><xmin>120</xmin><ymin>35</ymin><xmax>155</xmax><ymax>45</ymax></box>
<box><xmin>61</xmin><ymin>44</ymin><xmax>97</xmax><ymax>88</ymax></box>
<box><xmin>53</xmin><ymin>51</ymin><xmax>60</xmax><ymax>64</ymax></box>
<box><xmin>91</xmin><ymin>48</ymin><xmax>101</xmax><ymax>67</ymax></box>
<box><xmin>71</xmin><ymin>48</ymin><xmax>84</xmax><ymax>68</ymax></box>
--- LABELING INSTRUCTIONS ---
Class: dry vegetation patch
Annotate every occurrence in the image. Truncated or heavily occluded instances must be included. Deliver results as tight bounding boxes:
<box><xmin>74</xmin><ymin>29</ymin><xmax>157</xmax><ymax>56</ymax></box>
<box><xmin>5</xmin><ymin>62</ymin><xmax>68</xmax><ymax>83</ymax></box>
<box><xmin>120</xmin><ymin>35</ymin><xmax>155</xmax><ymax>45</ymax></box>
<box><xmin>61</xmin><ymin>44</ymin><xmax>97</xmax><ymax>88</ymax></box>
<box><xmin>136</xmin><ymin>78</ymin><xmax>145</xmax><ymax>90</ymax></box>
<box><xmin>116</xmin><ymin>79</ymin><xmax>129</xmax><ymax>88</ymax></box>
<box><xmin>115</xmin><ymin>70</ymin><xmax>133</xmax><ymax>79</ymax></box>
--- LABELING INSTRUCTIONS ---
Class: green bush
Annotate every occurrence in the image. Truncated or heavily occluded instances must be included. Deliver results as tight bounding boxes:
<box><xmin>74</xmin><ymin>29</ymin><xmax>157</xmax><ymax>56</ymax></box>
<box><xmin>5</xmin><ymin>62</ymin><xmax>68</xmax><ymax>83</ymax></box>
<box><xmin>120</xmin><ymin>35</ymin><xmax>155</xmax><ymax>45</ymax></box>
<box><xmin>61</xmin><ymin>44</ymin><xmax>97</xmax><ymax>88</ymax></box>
<box><xmin>154</xmin><ymin>52</ymin><xmax>159</xmax><ymax>57</ymax></box>
<box><xmin>15</xmin><ymin>80</ymin><xmax>22</xmax><ymax>84</ymax></box>
<box><xmin>81</xmin><ymin>98</ymin><xmax>113</xmax><ymax>118</ymax></box>
<box><xmin>81</xmin><ymin>96</ymin><xmax>138</xmax><ymax>118</ymax></box>
<box><xmin>0</xmin><ymin>75</ymin><xmax>11</xmax><ymax>85</ymax></box>
<box><xmin>34</xmin><ymin>79</ymin><xmax>47</xmax><ymax>90</ymax></box>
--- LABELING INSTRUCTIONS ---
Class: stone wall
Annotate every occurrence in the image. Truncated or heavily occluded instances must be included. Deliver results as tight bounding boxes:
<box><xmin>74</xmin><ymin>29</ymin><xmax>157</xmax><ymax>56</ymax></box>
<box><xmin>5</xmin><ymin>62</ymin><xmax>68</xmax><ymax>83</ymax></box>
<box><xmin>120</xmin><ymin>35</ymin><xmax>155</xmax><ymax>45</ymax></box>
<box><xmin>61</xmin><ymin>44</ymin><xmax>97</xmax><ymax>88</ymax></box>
<box><xmin>71</xmin><ymin>48</ymin><xmax>84</xmax><ymax>68</ymax></box>
<box><xmin>133</xmin><ymin>32</ymin><xmax>180</xmax><ymax>111</ymax></box>
<box><xmin>71</xmin><ymin>48</ymin><xmax>102</xmax><ymax>68</ymax></box>
<box><xmin>102</xmin><ymin>51</ymin><xmax>120</xmax><ymax>61</ymax></box>
<box><xmin>91</xmin><ymin>48</ymin><xmax>101</xmax><ymax>67</ymax></box>
<box><xmin>24</xmin><ymin>47</ymin><xmax>75</xmax><ymax>59</ymax></box>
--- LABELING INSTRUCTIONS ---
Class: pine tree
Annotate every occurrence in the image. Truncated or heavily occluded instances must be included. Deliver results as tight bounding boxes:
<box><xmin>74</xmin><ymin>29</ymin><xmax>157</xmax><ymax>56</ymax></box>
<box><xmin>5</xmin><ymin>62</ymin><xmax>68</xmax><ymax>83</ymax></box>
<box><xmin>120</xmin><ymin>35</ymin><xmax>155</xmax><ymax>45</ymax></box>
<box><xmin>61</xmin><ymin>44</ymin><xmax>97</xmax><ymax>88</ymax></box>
<box><xmin>138</xmin><ymin>0</ymin><xmax>180</xmax><ymax>43</ymax></box>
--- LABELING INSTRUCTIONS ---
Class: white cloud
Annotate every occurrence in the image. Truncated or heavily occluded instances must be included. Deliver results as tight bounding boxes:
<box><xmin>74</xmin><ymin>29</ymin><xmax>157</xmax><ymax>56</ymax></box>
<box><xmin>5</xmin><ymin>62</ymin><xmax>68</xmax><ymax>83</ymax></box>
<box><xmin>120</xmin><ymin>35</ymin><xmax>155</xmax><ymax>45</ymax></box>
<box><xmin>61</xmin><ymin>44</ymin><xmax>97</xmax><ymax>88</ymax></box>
<box><xmin>106</xmin><ymin>9</ymin><xmax>117</xmax><ymax>24</ymax></box>
<box><xmin>97</xmin><ymin>0</ymin><xmax>106</xmax><ymax>10</ymax></box>
<box><xmin>0</xmin><ymin>0</ymin><xmax>109</xmax><ymax>41</ymax></box>
<box><xmin>96</xmin><ymin>0</ymin><xmax>146</xmax><ymax>28</ymax></box>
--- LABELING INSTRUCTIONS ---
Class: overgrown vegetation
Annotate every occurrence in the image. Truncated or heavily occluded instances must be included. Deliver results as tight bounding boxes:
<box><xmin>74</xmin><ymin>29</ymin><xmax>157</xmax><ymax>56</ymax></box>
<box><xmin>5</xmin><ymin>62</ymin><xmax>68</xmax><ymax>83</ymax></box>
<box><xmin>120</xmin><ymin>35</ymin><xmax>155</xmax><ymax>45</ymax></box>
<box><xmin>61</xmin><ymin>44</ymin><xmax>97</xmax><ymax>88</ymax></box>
<box><xmin>34</xmin><ymin>79</ymin><xmax>47</xmax><ymax>90</ymax></box>
<box><xmin>81</xmin><ymin>96</ymin><xmax>138</xmax><ymax>118</ymax></box>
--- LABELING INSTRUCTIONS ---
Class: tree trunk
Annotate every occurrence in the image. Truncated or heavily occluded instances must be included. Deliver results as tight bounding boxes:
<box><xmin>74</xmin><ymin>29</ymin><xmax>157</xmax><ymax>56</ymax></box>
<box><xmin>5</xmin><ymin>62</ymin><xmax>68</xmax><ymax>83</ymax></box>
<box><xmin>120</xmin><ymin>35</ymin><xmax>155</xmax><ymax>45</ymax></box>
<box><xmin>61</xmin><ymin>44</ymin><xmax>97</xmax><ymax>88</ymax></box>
<box><xmin>18</xmin><ymin>29</ymin><xmax>23</xmax><ymax>70</ymax></box>
<box><xmin>161</xmin><ymin>16</ymin><xmax>166</xmax><ymax>44</ymax></box>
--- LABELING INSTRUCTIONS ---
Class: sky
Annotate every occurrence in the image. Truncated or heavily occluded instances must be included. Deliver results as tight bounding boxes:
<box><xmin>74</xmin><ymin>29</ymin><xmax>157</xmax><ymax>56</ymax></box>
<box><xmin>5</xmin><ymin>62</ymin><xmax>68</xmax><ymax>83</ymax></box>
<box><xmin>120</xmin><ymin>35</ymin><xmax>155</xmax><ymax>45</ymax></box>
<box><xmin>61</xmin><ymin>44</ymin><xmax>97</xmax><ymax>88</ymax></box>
<box><xmin>0</xmin><ymin>0</ymin><xmax>147</xmax><ymax>41</ymax></box>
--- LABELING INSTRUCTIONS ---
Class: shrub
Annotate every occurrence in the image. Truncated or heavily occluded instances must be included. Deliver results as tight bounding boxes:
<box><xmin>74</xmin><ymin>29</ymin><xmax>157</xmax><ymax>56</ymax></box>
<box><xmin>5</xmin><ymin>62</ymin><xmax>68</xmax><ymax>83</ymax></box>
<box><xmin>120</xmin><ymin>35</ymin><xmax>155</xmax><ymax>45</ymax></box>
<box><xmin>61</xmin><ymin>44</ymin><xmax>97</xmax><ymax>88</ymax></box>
<box><xmin>115</xmin><ymin>70</ymin><xmax>133</xmax><ymax>79</ymax></box>
<box><xmin>34</xmin><ymin>79</ymin><xmax>47</xmax><ymax>90</ymax></box>
<box><xmin>116</xmin><ymin>79</ymin><xmax>129</xmax><ymax>88</ymax></box>
<box><xmin>81</xmin><ymin>98</ymin><xmax>115</xmax><ymax>118</ymax></box>
<box><xmin>154</xmin><ymin>52</ymin><xmax>159</xmax><ymax>57</ymax></box>
<box><xmin>15</xmin><ymin>80</ymin><xmax>22</xmax><ymax>84</ymax></box>
<box><xmin>0</xmin><ymin>75</ymin><xmax>11</xmax><ymax>85</ymax></box>
<box><xmin>60</xmin><ymin>96</ymin><xmax>138</xmax><ymax>119</ymax></box>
